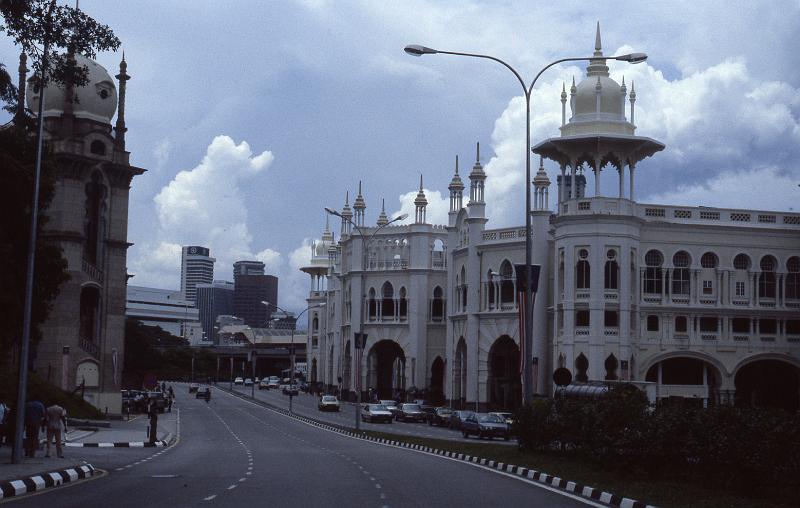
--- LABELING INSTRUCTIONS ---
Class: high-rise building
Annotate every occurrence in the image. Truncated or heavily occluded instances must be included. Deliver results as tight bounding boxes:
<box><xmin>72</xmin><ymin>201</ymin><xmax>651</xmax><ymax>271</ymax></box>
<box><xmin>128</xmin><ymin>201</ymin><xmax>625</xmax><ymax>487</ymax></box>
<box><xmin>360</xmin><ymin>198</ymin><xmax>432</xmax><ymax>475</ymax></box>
<box><xmin>181</xmin><ymin>246</ymin><xmax>215</xmax><ymax>303</ymax></box>
<box><xmin>233</xmin><ymin>261</ymin><xmax>278</xmax><ymax>327</ymax></box>
<box><xmin>126</xmin><ymin>285</ymin><xmax>201</xmax><ymax>339</ymax></box>
<box><xmin>196</xmin><ymin>280</ymin><xmax>235</xmax><ymax>343</ymax></box>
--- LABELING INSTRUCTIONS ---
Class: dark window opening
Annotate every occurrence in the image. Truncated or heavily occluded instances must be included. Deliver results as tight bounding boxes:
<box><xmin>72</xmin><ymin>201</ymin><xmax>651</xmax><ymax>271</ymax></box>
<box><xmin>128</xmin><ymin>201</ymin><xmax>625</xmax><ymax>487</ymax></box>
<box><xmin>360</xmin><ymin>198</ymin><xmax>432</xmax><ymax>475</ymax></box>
<box><xmin>575</xmin><ymin>310</ymin><xmax>590</xmax><ymax>327</ymax></box>
<box><xmin>604</xmin><ymin>310</ymin><xmax>618</xmax><ymax>327</ymax></box>
<box><xmin>675</xmin><ymin>316</ymin><xmax>687</xmax><ymax>333</ymax></box>
<box><xmin>646</xmin><ymin>315</ymin><xmax>659</xmax><ymax>332</ymax></box>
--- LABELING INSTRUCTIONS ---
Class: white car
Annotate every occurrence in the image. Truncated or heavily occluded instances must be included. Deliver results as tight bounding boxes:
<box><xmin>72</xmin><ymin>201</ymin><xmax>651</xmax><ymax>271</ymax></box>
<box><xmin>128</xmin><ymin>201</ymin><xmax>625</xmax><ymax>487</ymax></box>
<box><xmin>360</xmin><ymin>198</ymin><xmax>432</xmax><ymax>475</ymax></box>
<box><xmin>267</xmin><ymin>379</ymin><xmax>280</xmax><ymax>389</ymax></box>
<box><xmin>234</xmin><ymin>377</ymin><xmax>244</xmax><ymax>385</ymax></box>
<box><xmin>244</xmin><ymin>378</ymin><xmax>254</xmax><ymax>386</ymax></box>
<box><xmin>361</xmin><ymin>403</ymin><xmax>393</xmax><ymax>423</ymax></box>
<box><xmin>318</xmin><ymin>395</ymin><xmax>340</xmax><ymax>412</ymax></box>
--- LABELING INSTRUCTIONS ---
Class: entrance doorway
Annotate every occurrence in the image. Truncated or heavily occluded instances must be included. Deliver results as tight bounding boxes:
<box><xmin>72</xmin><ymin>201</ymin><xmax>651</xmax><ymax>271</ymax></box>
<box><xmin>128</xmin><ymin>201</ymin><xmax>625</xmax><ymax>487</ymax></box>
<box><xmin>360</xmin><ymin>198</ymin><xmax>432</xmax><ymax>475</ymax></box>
<box><xmin>367</xmin><ymin>340</ymin><xmax>406</xmax><ymax>399</ymax></box>
<box><xmin>487</xmin><ymin>336</ymin><xmax>521</xmax><ymax>410</ymax></box>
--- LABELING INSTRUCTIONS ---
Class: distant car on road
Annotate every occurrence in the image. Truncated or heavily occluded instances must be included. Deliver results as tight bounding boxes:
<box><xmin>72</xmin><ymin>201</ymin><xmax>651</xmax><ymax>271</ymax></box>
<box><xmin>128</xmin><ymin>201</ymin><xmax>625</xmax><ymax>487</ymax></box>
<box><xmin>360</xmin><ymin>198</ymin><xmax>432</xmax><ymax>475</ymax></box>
<box><xmin>449</xmin><ymin>410</ymin><xmax>475</xmax><ymax>430</ymax></box>
<box><xmin>196</xmin><ymin>387</ymin><xmax>211</xmax><ymax>399</ymax></box>
<box><xmin>361</xmin><ymin>404</ymin><xmax>393</xmax><ymax>423</ymax></box>
<box><xmin>397</xmin><ymin>403</ymin><xmax>425</xmax><ymax>422</ymax></box>
<box><xmin>282</xmin><ymin>385</ymin><xmax>299</xmax><ymax>396</ymax></box>
<box><xmin>234</xmin><ymin>377</ymin><xmax>244</xmax><ymax>386</ymax></box>
<box><xmin>428</xmin><ymin>407</ymin><xmax>453</xmax><ymax>427</ymax></box>
<box><xmin>267</xmin><ymin>377</ymin><xmax>280</xmax><ymax>389</ymax></box>
<box><xmin>188</xmin><ymin>383</ymin><xmax>199</xmax><ymax>393</ymax></box>
<box><xmin>258</xmin><ymin>379</ymin><xmax>270</xmax><ymax>390</ymax></box>
<box><xmin>462</xmin><ymin>413</ymin><xmax>509</xmax><ymax>440</ymax></box>
<box><xmin>318</xmin><ymin>395</ymin><xmax>340</xmax><ymax>412</ymax></box>
<box><xmin>244</xmin><ymin>378</ymin><xmax>254</xmax><ymax>386</ymax></box>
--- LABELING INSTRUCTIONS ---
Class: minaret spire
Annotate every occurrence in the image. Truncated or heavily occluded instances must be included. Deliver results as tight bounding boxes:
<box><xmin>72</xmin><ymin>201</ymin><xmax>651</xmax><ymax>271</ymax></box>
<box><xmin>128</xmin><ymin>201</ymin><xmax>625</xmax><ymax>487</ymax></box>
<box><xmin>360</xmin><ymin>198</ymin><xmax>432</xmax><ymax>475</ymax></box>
<box><xmin>629</xmin><ymin>80</ymin><xmax>637</xmax><ymax>126</ymax></box>
<box><xmin>586</xmin><ymin>22</ymin><xmax>609</xmax><ymax>77</ymax></box>
<box><xmin>449</xmin><ymin>154</ymin><xmax>465</xmax><ymax>214</ymax></box>
<box><xmin>469</xmin><ymin>141</ymin><xmax>486</xmax><ymax>205</ymax></box>
<box><xmin>414</xmin><ymin>174</ymin><xmax>428</xmax><ymax>224</ymax></box>
<box><xmin>560</xmin><ymin>81</ymin><xmax>567</xmax><ymax>126</ymax></box>
<box><xmin>115</xmin><ymin>51</ymin><xmax>130</xmax><ymax>150</ymax></box>
<box><xmin>377</xmin><ymin>198</ymin><xmax>389</xmax><ymax>226</ymax></box>
<box><xmin>594</xmin><ymin>21</ymin><xmax>602</xmax><ymax>56</ymax></box>
<box><xmin>353</xmin><ymin>180</ymin><xmax>366</xmax><ymax>227</ymax></box>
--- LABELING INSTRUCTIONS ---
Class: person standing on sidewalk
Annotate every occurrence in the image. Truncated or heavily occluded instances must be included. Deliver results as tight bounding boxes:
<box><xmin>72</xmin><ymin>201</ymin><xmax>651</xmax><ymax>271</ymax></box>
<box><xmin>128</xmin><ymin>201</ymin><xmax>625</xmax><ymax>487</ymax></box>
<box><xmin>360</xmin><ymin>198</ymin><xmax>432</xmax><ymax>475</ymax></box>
<box><xmin>44</xmin><ymin>403</ymin><xmax>67</xmax><ymax>458</ymax></box>
<box><xmin>24</xmin><ymin>399</ymin><xmax>45</xmax><ymax>458</ymax></box>
<box><xmin>0</xmin><ymin>400</ymin><xmax>8</xmax><ymax>446</ymax></box>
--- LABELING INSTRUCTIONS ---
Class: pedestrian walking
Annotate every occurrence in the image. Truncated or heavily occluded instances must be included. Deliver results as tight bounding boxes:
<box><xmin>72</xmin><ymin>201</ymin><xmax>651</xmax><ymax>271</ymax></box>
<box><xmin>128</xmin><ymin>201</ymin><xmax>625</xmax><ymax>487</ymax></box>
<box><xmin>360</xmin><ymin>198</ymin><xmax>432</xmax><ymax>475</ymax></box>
<box><xmin>24</xmin><ymin>399</ymin><xmax>45</xmax><ymax>458</ymax></box>
<box><xmin>0</xmin><ymin>400</ymin><xmax>8</xmax><ymax>446</ymax></box>
<box><xmin>44</xmin><ymin>403</ymin><xmax>67</xmax><ymax>458</ymax></box>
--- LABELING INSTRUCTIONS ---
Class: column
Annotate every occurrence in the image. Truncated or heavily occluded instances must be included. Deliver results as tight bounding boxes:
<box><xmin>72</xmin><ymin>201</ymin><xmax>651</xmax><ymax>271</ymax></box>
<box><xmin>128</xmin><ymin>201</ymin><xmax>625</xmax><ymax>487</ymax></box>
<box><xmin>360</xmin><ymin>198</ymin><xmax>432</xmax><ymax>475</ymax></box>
<box><xmin>629</xmin><ymin>163</ymin><xmax>636</xmax><ymax>201</ymax></box>
<box><xmin>618</xmin><ymin>163</ymin><xmax>625</xmax><ymax>198</ymax></box>
<box><xmin>559</xmin><ymin>163</ymin><xmax>566</xmax><ymax>204</ymax></box>
<box><xmin>594</xmin><ymin>157</ymin><xmax>601</xmax><ymax>197</ymax></box>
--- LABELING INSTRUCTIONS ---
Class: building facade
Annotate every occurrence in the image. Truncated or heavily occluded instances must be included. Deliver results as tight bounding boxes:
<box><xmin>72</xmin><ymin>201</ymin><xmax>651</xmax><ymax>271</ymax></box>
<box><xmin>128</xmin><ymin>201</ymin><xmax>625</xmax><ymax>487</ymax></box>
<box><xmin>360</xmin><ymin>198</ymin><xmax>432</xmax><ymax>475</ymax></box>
<box><xmin>304</xmin><ymin>29</ymin><xmax>800</xmax><ymax>411</ymax></box>
<box><xmin>23</xmin><ymin>52</ymin><xmax>144</xmax><ymax>412</ymax></box>
<box><xmin>126</xmin><ymin>285</ymin><xmax>202</xmax><ymax>340</ymax></box>
<box><xmin>196</xmin><ymin>280</ymin><xmax>235</xmax><ymax>343</ymax></box>
<box><xmin>180</xmin><ymin>245</ymin><xmax>215</xmax><ymax>303</ymax></box>
<box><xmin>233</xmin><ymin>261</ymin><xmax>278</xmax><ymax>328</ymax></box>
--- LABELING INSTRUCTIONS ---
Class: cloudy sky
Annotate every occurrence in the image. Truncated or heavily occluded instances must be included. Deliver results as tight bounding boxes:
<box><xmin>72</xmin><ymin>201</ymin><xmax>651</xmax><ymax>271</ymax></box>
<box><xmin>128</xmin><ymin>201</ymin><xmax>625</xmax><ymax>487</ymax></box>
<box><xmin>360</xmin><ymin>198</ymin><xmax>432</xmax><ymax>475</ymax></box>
<box><xmin>2</xmin><ymin>0</ymin><xmax>799</xmax><ymax>311</ymax></box>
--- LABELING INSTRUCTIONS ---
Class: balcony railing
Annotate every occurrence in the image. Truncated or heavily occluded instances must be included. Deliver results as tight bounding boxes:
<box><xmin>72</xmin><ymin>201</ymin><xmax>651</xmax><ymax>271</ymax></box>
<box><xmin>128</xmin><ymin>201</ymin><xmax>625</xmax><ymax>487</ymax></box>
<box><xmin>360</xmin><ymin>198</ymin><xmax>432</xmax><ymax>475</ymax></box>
<box><xmin>82</xmin><ymin>258</ymin><xmax>104</xmax><ymax>284</ymax></box>
<box><xmin>80</xmin><ymin>337</ymin><xmax>99</xmax><ymax>358</ymax></box>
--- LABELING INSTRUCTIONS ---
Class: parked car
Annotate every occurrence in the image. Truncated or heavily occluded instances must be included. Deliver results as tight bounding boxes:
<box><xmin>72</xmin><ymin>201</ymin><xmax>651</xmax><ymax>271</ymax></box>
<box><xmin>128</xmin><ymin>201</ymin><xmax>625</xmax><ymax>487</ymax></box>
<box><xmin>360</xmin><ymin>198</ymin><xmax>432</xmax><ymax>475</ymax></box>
<box><xmin>318</xmin><ymin>395</ymin><xmax>340</xmax><ymax>412</ymax></box>
<box><xmin>254</xmin><ymin>377</ymin><xmax>260</xmax><ymax>383</ymax></box>
<box><xmin>490</xmin><ymin>412</ymin><xmax>514</xmax><ymax>427</ymax></box>
<box><xmin>258</xmin><ymin>379</ymin><xmax>270</xmax><ymax>390</ymax></box>
<box><xmin>147</xmin><ymin>391</ymin><xmax>167</xmax><ymax>413</ymax></box>
<box><xmin>361</xmin><ymin>404</ymin><xmax>393</xmax><ymax>423</ymax></box>
<box><xmin>397</xmin><ymin>403</ymin><xmax>426</xmax><ymax>422</ymax></box>
<box><xmin>449</xmin><ymin>410</ymin><xmax>475</xmax><ymax>430</ymax></box>
<box><xmin>244</xmin><ymin>378</ymin><xmax>254</xmax><ymax>386</ymax></box>
<box><xmin>267</xmin><ymin>378</ymin><xmax>280</xmax><ymax>390</ymax></box>
<box><xmin>282</xmin><ymin>384</ymin><xmax>299</xmax><ymax>396</ymax></box>
<box><xmin>196</xmin><ymin>387</ymin><xmax>211</xmax><ymax>399</ymax></box>
<box><xmin>428</xmin><ymin>407</ymin><xmax>453</xmax><ymax>427</ymax></box>
<box><xmin>188</xmin><ymin>383</ymin><xmax>199</xmax><ymax>393</ymax></box>
<box><xmin>234</xmin><ymin>377</ymin><xmax>244</xmax><ymax>386</ymax></box>
<box><xmin>380</xmin><ymin>400</ymin><xmax>401</xmax><ymax>419</ymax></box>
<box><xmin>462</xmin><ymin>413</ymin><xmax>509</xmax><ymax>440</ymax></box>
<box><xmin>420</xmin><ymin>405</ymin><xmax>437</xmax><ymax>422</ymax></box>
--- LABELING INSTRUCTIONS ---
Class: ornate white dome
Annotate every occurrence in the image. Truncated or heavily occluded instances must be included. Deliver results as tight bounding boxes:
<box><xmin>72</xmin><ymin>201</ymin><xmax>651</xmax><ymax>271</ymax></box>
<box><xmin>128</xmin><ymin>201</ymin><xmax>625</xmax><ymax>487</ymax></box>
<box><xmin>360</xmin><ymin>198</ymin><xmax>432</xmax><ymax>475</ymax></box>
<box><xmin>26</xmin><ymin>54</ymin><xmax>117</xmax><ymax>124</ymax></box>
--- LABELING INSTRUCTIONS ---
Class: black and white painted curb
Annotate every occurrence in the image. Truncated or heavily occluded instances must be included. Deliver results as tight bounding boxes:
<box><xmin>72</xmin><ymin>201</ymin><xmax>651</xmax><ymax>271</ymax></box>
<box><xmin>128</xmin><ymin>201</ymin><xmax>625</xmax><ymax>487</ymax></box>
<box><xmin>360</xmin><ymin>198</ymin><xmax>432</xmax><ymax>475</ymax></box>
<box><xmin>65</xmin><ymin>439</ymin><xmax>169</xmax><ymax>448</ymax></box>
<box><xmin>0</xmin><ymin>464</ymin><xmax>95</xmax><ymax>501</ymax></box>
<box><xmin>224</xmin><ymin>388</ymin><xmax>655</xmax><ymax>508</ymax></box>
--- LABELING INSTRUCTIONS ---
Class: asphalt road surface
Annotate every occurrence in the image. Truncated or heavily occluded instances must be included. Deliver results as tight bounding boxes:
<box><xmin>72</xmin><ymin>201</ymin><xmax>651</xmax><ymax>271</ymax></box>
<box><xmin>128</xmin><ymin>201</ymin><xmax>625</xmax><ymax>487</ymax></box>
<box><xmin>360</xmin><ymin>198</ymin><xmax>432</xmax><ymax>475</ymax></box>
<box><xmin>13</xmin><ymin>387</ymin><xmax>599</xmax><ymax>507</ymax></box>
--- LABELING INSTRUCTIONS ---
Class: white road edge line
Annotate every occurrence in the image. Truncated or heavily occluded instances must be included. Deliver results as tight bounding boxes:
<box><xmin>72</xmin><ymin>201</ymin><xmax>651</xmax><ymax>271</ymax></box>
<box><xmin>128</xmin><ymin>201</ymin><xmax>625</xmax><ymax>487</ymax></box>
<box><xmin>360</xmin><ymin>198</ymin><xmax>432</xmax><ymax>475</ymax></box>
<box><xmin>218</xmin><ymin>388</ymin><xmax>607</xmax><ymax>508</ymax></box>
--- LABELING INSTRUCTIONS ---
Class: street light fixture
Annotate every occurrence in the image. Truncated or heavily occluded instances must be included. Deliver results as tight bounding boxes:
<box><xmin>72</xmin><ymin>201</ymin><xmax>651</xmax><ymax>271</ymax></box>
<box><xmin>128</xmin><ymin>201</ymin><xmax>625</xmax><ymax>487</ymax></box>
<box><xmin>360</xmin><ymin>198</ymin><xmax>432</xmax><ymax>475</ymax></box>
<box><xmin>405</xmin><ymin>41</ymin><xmax>646</xmax><ymax>406</ymax></box>
<box><xmin>262</xmin><ymin>301</ymin><xmax>325</xmax><ymax>413</ymax></box>
<box><xmin>325</xmin><ymin>206</ymin><xmax>407</xmax><ymax>430</ymax></box>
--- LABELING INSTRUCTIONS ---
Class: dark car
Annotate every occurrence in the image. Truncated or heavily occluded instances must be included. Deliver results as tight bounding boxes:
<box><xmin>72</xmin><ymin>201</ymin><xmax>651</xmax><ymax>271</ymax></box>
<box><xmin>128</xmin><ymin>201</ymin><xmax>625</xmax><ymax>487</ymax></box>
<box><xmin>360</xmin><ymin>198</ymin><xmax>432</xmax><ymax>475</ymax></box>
<box><xmin>428</xmin><ymin>407</ymin><xmax>453</xmax><ymax>426</ymax></box>
<box><xmin>462</xmin><ymin>413</ymin><xmax>509</xmax><ymax>440</ymax></box>
<box><xmin>196</xmin><ymin>387</ymin><xmax>211</xmax><ymax>400</ymax></box>
<box><xmin>449</xmin><ymin>410</ymin><xmax>475</xmax><ymax>430</ymax></box>
<box><xmin>282</xmin><ymin>385</ymin><xmax>299</xmax><ymax>396</ymax></box>
<box><xmin>188</xmin><ymin>383</ymin><xmax>199</xmax><ymax>393</ymax></box>
<box><xmin>147</xmin><ymin>391</ymin><xmax>167</xmax><ymax>413</ymax></box>
<box><xmin>397</xmin><ymin>403</ymin><xmax>426</xmax><ymax>422</ymax></box>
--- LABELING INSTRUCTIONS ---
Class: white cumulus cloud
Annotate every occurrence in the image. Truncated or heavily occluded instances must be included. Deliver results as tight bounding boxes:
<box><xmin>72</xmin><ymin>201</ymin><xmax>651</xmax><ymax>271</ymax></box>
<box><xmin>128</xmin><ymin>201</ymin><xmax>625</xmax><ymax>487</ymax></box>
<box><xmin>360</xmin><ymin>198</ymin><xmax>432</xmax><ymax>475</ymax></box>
<box><xmin>392</xmin><ymin>188</ymin><xmax>450</xmax><ymax>226</ymax></box>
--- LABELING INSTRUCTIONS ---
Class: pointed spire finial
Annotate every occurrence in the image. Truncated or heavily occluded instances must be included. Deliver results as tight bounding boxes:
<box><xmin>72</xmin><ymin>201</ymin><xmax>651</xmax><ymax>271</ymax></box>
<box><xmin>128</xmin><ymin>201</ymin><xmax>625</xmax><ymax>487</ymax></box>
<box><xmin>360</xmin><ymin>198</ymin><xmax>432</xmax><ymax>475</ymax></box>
<box><xmin>455</xmin><ymin>154</ymin><xmax>459</xmax><ymax>174</ymax></box>
<box><xmin>345</xmin><ymin>190</ymin><xmax>349</xmax><ymax>205</ymax></box>
<box><xmin>382</xmin><ymin>198</ymin><xmax>385</xmax><ymax>211</ymax></box>
<box><xmin>594</xmin><ymin>21</ymin><xmax>602</xmax><ymax>55</ymax></box>
<box><xmin>419</xmin><ymin>173</ymin><xmax>423</xmax><ymax>191</ymax></box>
<box><xmin>476</xmin><ymin>141</ymin><xmax>480</xmax><ymax>162</ymax></box>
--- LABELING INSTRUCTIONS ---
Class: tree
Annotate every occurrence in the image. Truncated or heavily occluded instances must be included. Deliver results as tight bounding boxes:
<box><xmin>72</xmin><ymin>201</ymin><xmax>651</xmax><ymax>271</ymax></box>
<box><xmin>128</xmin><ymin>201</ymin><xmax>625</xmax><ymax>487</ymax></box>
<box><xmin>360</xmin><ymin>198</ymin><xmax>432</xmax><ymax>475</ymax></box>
<box><xmin>1</xmin><ymin>0</ymin><xmax>120</xmax><ymax>89</ymax></box>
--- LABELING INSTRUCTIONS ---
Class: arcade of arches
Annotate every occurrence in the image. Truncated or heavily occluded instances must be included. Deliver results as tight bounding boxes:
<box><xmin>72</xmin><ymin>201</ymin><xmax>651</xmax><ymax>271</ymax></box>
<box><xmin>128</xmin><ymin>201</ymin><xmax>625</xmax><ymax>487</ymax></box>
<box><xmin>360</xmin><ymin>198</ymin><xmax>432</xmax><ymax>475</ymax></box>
<box><xmin>735</xmin><ymin>359</ymin><xmax>799</xmax><ymax>412</ymax></box>
<box><xmin>367</xmin><ymin>340</ymin><xmax>406</xmax><ymax>399</ymax></box>
<box><xmin>487</xmin><ymin>336</ymin><xmax>521</xmax><ymax>410</ymax></box>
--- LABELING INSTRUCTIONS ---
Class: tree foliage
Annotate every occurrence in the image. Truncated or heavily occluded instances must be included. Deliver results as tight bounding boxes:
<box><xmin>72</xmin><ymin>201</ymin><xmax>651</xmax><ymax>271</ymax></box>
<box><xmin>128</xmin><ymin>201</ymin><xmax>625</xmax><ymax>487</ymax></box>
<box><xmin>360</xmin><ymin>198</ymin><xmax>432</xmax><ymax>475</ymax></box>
<box><xmin>1</xmin><ymin>0</ymin><xmax>120</xmax><ymax>88</ymax></box>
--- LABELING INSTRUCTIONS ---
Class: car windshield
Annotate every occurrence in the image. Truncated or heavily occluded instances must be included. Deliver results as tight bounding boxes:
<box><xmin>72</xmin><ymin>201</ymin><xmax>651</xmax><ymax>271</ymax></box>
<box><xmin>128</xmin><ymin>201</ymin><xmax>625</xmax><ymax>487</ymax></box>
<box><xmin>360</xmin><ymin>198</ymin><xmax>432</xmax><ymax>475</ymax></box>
<box><xmin>322</xmin><ymin>396</ymin><xmax>337</xmax><ymax>402</ymax></box>
<box><xmin>437</xmin><ymin>408</ymin><xmax>452</xmax><ymax>414</ymax></box>
<box><xmin>369</xmin><ymin>404</ymin><xmax>388</xmax><ymax>411</ymax></box>
<box><xmin>403</xmin><ymin>404</ymin><xmax>420</xmax><ymax>410</ymax></box>
<box><xmin>478</xmin><ymin>414</ymin><xmax>505</xmax><ymax>423</ymax></box>
<box><xmin>380</xmin><ymin>400</ymin><xmax>396</xmax><ymax>406</ymax></box>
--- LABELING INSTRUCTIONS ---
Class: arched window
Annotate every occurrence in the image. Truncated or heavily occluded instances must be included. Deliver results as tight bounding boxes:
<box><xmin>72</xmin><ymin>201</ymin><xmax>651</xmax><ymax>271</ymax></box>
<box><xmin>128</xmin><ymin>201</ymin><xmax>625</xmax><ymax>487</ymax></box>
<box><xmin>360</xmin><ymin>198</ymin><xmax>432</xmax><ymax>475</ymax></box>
<box><xmin>381</xmin><ymin>282</ymin><xmax>395</xmax><ymax>318</ymax></box>
<box><xmin>312</xmin><ymin>315</ymin><xmax>319</xmax><ymax>333</ymax></box>
<box><xmin>84</xmin><ymin>171</ymin><xmax>107</xmax><ymax>266</ymax></box>
<box><xmin>90</xmin><ymin>140</ymin><xmax>106</xmax><ymax>156</ymax></box>
<box><xmin>487</xmin><ymin>269</ymin><xmax>495</xmax><ymax>308</ymax></box>
<box><xmin>644</xmin><ymin>250</ymin><xmax>663</xmax><ymax>294</ymax></box>
<box><xmin>604</xmin><ymin>250</ymin><xmax>618</xmax><ymax>290</ymax></box>
<box><xmin>787</xmin><ymin>256</ymin><xmax>800</xmax><ymax>300</ymax></box>
<box><xmin>759</xmin><ymin>256</ymin><xmax>776</xmax><ymax>298</ymax></box>
<box><xmin>399</xmin><ymin>287</ymin><xmax>407</xmax><ymax>318</ymax></box>
<box><xmin>368</xmin><ymin>288</ymin><xmax>377</xmax><ymax>320</ymax></box>
<box><xmin>733</xmin><ymin>254</ymin><xmax>751</xmax><ymax>270</ymax></box>
<box><xmin>576</xmin><ymin>249</ymin><xmax>590</xmax><ymax>289</ymax></box>
<box><xmin>500</xmin><ymin>260</ymin><xmax>514</xmax><ymax>304</ymax></box>
<box><xmin>460</xmin><ymin>266</ymin><xmax>467</xmax><ymax>309</ymax></box>
<box><xmin>701</xmin><ymin>252</ymin><xmax>718</xmax><ymax>269</ymax></box>
<box><xmin>672</xmin><ymin>251</ymin><xmax>691</xmax><ymax>295</ymax></box>
<box><xmin>575</xmin><ymin>353</ymin><xmax>589</xmax><ymax>382</ymax></box>
<box><xmin>604</xmin><ymin>354</ymin><xmax>619</xmax><ymax>381</ymax></box>
<box><xmin>79</xmin><ymin>286</ymin><xmax>101</xmax><ymax>343</ymax></box>
<box><xmin>431</xmin><ymin>286</ymin><xmax>444</xmax><ymax>321</ymax></box>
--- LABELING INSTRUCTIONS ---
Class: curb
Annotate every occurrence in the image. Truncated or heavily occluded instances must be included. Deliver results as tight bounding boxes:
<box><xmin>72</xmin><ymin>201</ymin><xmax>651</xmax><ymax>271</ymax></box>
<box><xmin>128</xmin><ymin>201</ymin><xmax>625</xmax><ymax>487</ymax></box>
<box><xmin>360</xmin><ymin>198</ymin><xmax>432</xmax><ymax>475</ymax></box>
<box><xmin>0</xmin><ymin>464</ymin><xmax>95</xmax><ymax>501</ymax></box>
<box><xmin>223</xmin><ymin>387</ymin><xmax>655</xmax><ymax>508</ymax></box>
<box><xmin>65</xmin><ymin>440</ymin><xmax>169</xmax><ymax>448</ymax></box>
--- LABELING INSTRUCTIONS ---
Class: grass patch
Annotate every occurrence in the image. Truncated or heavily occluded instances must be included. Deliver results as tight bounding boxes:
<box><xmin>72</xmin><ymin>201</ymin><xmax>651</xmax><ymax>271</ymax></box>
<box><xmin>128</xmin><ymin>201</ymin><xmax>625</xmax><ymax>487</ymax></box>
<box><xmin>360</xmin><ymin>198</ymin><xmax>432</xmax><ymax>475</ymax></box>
<box><xmin>0</xmin><ymin>370</ymin><xmax>105</xmax><ymax>420</ymax></box>
<box><xmin>359</xmin><ymin>430</ymin><xmax>793</xmax><ymax>508</ymax></box>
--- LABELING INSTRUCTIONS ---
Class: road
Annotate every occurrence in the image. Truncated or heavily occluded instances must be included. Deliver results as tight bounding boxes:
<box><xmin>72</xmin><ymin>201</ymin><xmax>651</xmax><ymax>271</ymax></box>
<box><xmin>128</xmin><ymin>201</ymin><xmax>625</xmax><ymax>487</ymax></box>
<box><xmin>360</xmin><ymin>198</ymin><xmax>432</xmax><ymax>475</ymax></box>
<box><xmin>229</xmin><ymin>383</ymin><xmax>514</xmax><ymax>445</ymax></box>
<box><xmin>13</xmin><ymin>387</ymin><xmax>598</xmax><ymax>507</ymax></box>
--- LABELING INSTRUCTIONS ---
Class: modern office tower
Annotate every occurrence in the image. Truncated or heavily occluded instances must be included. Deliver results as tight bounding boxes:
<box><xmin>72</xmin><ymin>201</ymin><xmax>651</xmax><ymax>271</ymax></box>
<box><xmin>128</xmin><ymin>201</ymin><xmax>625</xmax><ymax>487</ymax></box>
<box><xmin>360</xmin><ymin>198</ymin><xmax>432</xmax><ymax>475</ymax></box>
<box><xmin>233</xmin><ymin>261</ymin><xmax>278</xmax><ymax>327</ymax></box>
<box><xmin>196</xmin><ymin>280</ymin><xmax>235</xmax><ymax>343</ymax></box>
<box><xmin>181</xmin><ymin>246</ymin><xmax>215</xmax><ymax>303</ymax></box>
<box><xmin>126</xmin><ymin>286</ymin><xmax>201</xmax><ymax>339</ymax></box>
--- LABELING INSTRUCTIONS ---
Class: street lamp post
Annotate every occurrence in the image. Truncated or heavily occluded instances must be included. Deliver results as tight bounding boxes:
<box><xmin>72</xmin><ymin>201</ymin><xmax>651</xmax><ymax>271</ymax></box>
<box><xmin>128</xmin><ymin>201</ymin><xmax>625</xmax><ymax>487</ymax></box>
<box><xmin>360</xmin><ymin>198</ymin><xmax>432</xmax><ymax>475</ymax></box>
<box><xmin>325</xmin><ymin>207</ymin><xmax>408</xmax><ymax>430</ymax></box>
<box><xmin>404</xmin><ymin>44</ymin><xmax>646</xmax><ymax>405</ymax></box>
<box><xmin>263</xmin><ymin>302</ymin><xmax>324</xmax><ymax>413</ymax></box>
